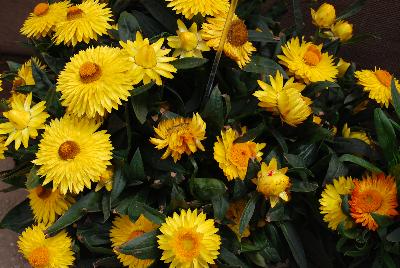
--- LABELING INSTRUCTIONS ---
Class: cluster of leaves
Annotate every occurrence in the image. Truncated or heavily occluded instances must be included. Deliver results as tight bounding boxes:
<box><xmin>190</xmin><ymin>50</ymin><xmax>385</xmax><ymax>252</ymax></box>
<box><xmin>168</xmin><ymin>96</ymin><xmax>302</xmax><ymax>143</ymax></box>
<box><xmin>0</xmin><ymin>0</ymin><xmax>399</xmax><ymax>267</ymax></box>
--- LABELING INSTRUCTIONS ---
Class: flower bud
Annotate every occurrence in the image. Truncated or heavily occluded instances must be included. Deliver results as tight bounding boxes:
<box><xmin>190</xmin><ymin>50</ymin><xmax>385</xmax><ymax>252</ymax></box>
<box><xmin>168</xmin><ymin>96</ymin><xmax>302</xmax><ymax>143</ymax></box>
<box><xmin>331</xmin><ymin>20</ymin><xmax>353</xmax><ymax>42</ymax></box>
<box><xmin>337</xmin><ymin>58</ymin><xmax>351</xmax><ymax>77</ymax></box>
<box><xmin>311</xmin><ymin>3</ymin><xmax>336</xmax><ymax>28</ymax></box>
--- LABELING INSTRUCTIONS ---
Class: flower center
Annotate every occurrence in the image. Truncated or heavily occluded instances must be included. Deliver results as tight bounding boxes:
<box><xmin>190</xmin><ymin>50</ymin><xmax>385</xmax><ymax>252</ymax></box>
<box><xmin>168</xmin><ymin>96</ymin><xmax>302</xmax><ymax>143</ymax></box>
<box><xmin>33</xmin><ymin>3</ymin><xmax>49</xmax><ymax>16</ymax></box>
<box><xmin>375</xmin><ymin>70</ymin><xmax>392</xmax><ymax>87</ymax></box>
<box><xmin>135</xmin><ymin>44</ymin><xmax>157</xmax><ymax>68</ymax></box>
<box><xmin>35</xmin><ymin>186</ymin><xmax>52</xmax><ymax>199</ymax></box>
<box><xmin>358</xmin><ymin>189</ymin><xmax>383</xmax><ymax>213</ymax></box>
<box><xmin>303</xmin><ymin>45</ymin><xmax>322</xmax><ymax>66</ymax></box>
<box><xmin>8</xmin><ymin>109</ymin><xmax>30</xmax><ymax>130</ymax></box>
<box><xmin>179</xmin><ymin>32</ymin><xmax>198</xmax><ymax>51</ymax></box>
<box><xmin>79</xmin><ymin>62</ymin><xmax>102</xmax><ymax>83</ymax></box>
<box><xmin>67</xmin><ymin>6</ymin><xmax>83</xmax><ymax>20</ymax></box>
<box><xmin>128</xmin><ymin>230</ymin><xmax>145</xmax><ymax>240</ymax></box>
<box><xmin>13</xmin><ymin>78</ymin><xmax>26</xmax><ymax>89</ymax></box>
<box><xmin>58</xmin><ymin>141</ymin><xmax>80</xmax><ymax>160</ymax></box>
<box><xmin>174</xmin><ymin>229</ymin><xmax>202</xmax><ymax>261</ymax></box>
<box><xmin>229</xmin><ymin>143</ymin><xmax>255</xmax><ymax>168</ymax></box>
<box><xmin>228</xmin><ymin>20</ymin><xmax>248</xmax><ymax>46</ymax></box>
<box><xmin>28</xmin><ymin>247</ymin><xmax>50</xmax><ymax>268</ymax></box>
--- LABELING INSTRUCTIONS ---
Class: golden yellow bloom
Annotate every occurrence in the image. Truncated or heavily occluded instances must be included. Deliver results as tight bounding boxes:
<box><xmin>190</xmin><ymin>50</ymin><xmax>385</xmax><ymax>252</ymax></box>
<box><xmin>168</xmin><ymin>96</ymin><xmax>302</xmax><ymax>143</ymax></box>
<box><xmin>18</xmin><ymin>224</ymin><xmax>75</xmax><ymax>268</ymax></box>
<box><xmin>214</xmin><ymin>127</ymin><xmax>266</xmax><ymax>180</ymax></box>
<box><xmin>0</xmin><ymin>136</ymin><xmax>7</xmax><ymax>159</ymax></box>
<box><xmin>33</xmin><ymin>116</ymin><xmax>113</xmax><ymax>194</ymax></box>
<box><xmin>331</xmin><ymin>20</ymin><xmax>353</xmax><ymax>42</ymax></box>
<box><xmin>165</xmin><ymin>0</ymin><xmax>229</xmax><ymax>19</ymax></box>
<box><xmin>278</xmin><ymin>38</ymin><xmax>338</xmax><ymax>84</ymax></box>
<box><xmin>202</xmin><ymin>14</ymin><xmax>256</xmax><ymax>68</ymax></box>
<box><xmin>95</xmin><ymin>166</ymin><xmax>114</xmax><ymax>191</ymax></box>
<box><xmin>226</xmin><ymin>199</ymin><xmax>250</xmax><ymax>239</ymax></box>
<box><xmin>13</xmin><ymin>58</ymin><xmax>46</xmax><ymax>87</ymax></box>
<box><xmin>158</xmin><ymin>209</ymin><xmax>221</xmax><ymax>267</ymax></box>
<box><xmin>311</xmin><ymin>3</ymin><xmax>336</xmax><ymax>28</ymax></box>
<box><xmin>313</xmin><ymin>115</ymin><xmax>322</xmax><ymax>125</ymax></box>
<box><xmin>253</xmin><ymin>158</ymin><xmax>290</xmax><ymax>208</ymax></box>
<box><xmin>168</xmin><ymin>19</ymin><xmax>210</xmax><ymax>58</ymax></box>
<box><xmin>0</xmin><ymin>78</ymin><xmax>3</xmax><ymax>92</ymax></box>
<box><xmin>337</xmin><ymin>58</ymin><xmax>351</xmax><ymax>77</ymax></box>
<box><xmin>53</xmin><ymin>0</ymin><xmax>113</xmax><ymax>46</ymax></box>
<box><xmin>349</xmin><ymin>174</ymin><xmax>398</xmax><ymax>231</ymax></box>
<box><xmin>57</xmin><ymin>46</ymin><xmax>133</xmax><ymax>118</ymax></box>
<box><xmin>342</xmin><ymin>123</ymin><xmax>371</xmax><ymax>145</ymax></box>
<box><xmin>0</xmin><ymin>92</ymin><xmax>49</xmax><ymax>150</ymax></box>
<box><xmin>21</xmin><ymin>1</ymin><xmax>70</xmax><ymax>38</ymax></box>
<box><xmin>28</xmin><ymin>185</ymin><xmax>75</xmax><ymax>225</ymax></box>
<box><xmin>319</xmin><ymin>176</ymin><xmax>354</xmax><ymax>230</ymax></box>
<box><xmin>355</xmin><ymin>68</ymin><xmax>400</xmax><ymax>108</ymax></box>
<box><xmin>120</xmin><ymin>32</ymin><xmax>177</xmax><ymax>86</ymax></box>
<box><xmin>111</xmin><ymin>215</ymin><xmax>159</xmax><ymax>268</ymax></box>
<box><xmin>150</xmin><ymin>113</ymin><xmax>206</xmax><ymax>162</ymax></box>
<box><xmin>330</xmin><ymin>125</ymin><xmax>338</xmax><ymax>136</ymax></box>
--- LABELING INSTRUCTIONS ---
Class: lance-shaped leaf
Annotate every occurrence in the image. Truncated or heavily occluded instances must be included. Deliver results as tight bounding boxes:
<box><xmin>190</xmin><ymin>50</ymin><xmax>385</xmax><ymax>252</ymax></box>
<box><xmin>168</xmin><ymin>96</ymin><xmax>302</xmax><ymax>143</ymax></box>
<box><xmin>117</xmin><ymin>229</ymin><xmax>161</xmax><ymax>259</ymax></box>
<box><xmin>171</xmin><ymin>58</ymin><xmax>208</xmax><ymax>70</ymax></box>
<box><xmin>280</xmin><ymin>222</ymin><xmax>308</xmax><ymax>268</ymax></box>
<box><xmin>0</xmin><ymin>199</ymin><xmax>33</xmax><ymax>233</ymax></box>
<box><xmin>118</xmin><ymin>11</ymin><xmax>140</xmax><ymax>41</ymax></box>
<box><xmin>189</xmin><ymin>178</ymin><xmax>227</xmax><ymax>201</ymax></box>
<box><xmin>239</xmin><ymin>193</ymin><xmax>259</xmax><ymax>235</ymax></box>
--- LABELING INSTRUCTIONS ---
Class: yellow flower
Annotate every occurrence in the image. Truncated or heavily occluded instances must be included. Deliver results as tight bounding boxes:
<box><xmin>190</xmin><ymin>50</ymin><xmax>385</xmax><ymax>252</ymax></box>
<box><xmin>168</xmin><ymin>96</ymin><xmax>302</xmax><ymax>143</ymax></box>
<box><xmin>165</xmin><ymin>0</ymin><xmax>229</xmax><ymax>19</ymax></box>
<box><xmin>111</xmin><ymin>215</ymin><xmax>159</xmax><ymax>268</ymax></box>
<box><xmin>337</xmin><ymin>58</ymin><xmax>351</xmax><ymax>77</ymax></box>
<box><xmin>253</xmin><ymin>158</ymin><xmax>290</xmax><ymax>208</ymax></box>
<box><xmin>57</xmin><ymin>46</ymin><xmax>134</xmax><ymax>118</ymax></box>
<box><xmin>120</xmin><ymin>32</ymin><xmax>177</xmax><ymax>86</ymax></box>
<box><xmin>0</xmin><ymin>78</ymin><xmax>3</xmax><ymax>92</ymax></box>
<box><xmin>13</xmin><ymin>58</ymin><xmax>46</xmax><ymax>87</ymax></box>
<box><xmin>349</xmin><ymin>174</ymin><xmax>398</xmax><ymax>231</ymax></box>
<box><xmin>331</xmin><ymin>20</ymin><xmax>353</xmax><ymax>42</ymax></box>
<box><xmin>33</xmin><ymin>116</ymin><xmax>113</xmax><ymax>194</ymax></box>
<box><xmin>214</xmin><ymin>127</ymin><xmax>266</xmax><ymax>180</ymax></box>
<box><xmin>226</xmin><ymin>199</ymin><xmax>250</xmax><ymax>239</ymax></box>
<box><xmin>18</xmin><ymin>224</ymin><xmax>75</xmax><ymax>268</ymax></box>
<box><xmin>0</xmin><ymin>92</ymin><xmax>49</xmax><ymax>150</ymax></box>
<box><xmin>319</xmin><ymin>176</ymin><xmax>355</xmax><ymax>230</ymax></box>
<box><xmin>278</xmin><ymin>37</ymin><xmax>338</xmax><ymax>84</ymax></box>
<box><xmin>158</xmin><ymin>209</ymin><xmax>221</xmax><ymax>267</ymax></box>
<box><xmin>167</xmin><ymin>19</ymin><xmax>210</xmax><ymax>58</ymax></box>
<box><xmin>150</xmin><ymin>113</ymin><xmax>206</xmax><ymax>162</ymax></box>
<box><xmin>313</xmin><ymin>115</ymin><xmax>322</xmax><ymax>125</ymax></box>
<box><xmin>202</xmin><ymin>14</ymin><xmax>256</xmax><ymax>68</ymax></box>
<box><xmin>53</xmin><ymin>0</ymin><xmax>113</xmax><ymax>46</ymax></box>
<box><xmin>20</xmin><ymin>1</ymin><xmax>70</xmax><ymax>38</ymax></box>
<box><xmin>342</xmin><ymin>123</ymin><xmax>371</xmax><ymax>145</ymax></box>
<box><xmin>355</xmin><ymin>68</ymin><xmax>400</xmax><ymax>108</ymax></box>
<box><xmin>311</xmin><ymin>3</ymin><xmax>336</xmax><ymax>28</ymax></box>
<box><xmin>28</xmin><ymin>185</ymin><xmax>75</xmax><ymax>225</ymax></box>
<box><xmin>95</xmin><ymin>166</ymin><xmax>114</xmax><ymax>191</ymax></box>
<box><xmin>0</xmin><ymin>136</ymin><xmax>7</xmax><ymax>159</ymax></box>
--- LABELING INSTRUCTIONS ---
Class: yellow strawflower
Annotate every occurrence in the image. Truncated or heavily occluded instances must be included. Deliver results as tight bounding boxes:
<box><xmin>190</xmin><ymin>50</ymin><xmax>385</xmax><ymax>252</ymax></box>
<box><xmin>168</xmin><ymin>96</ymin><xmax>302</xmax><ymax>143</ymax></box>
<box><xmin>95</xmin><ymin>166</ymin><xmax>114</xmax><ymax>191</ymax></box>
<box><xmin>331</xmin><ymin>20</ymin><xmax>353</xmax><ymax>42</ymax></box>
<box><xmin>342</xmin><ymin>123</ymin><xmax>371</xmax><ymax>145</ymax></box>
<box><xmin>165</xmin><ymin>0</ymin><xmax>229</xmax><ymax>19</ymax></box>
<box><xmin>337</xmin><ymin>58</ymin><xmax>351</xmax><ymax>77</ymax></box>
<box><xmin>311</xmin><ymin>3</ymin><xmax>336</xmax><ymax>28</ymax></box>
<box><xmin>13</xmin><ymin>58</ymin><xmax>46</xmax><ymax>87</ymax></box>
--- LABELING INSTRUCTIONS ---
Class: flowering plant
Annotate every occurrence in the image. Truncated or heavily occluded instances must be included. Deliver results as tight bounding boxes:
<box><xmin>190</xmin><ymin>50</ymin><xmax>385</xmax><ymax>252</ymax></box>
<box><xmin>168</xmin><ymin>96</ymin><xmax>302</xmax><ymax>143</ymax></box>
<box><xmin>0</xmin><ymin>0</ymin><xmax>399</xmax><ymax>267</ymax></box>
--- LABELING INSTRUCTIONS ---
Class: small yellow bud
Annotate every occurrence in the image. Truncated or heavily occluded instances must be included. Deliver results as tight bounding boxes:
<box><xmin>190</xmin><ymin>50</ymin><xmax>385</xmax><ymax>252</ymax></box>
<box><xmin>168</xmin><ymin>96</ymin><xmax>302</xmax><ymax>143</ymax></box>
<box><xmin>311</xmin><ymin>3</ymin><xmax>336</xmax><ymax>28</ymax></box>
<box><xmin>337</xmin><ymin>58</ymin><xmax>351</xmax><ymax>77</ymax></box>
<box><xmin>331</xmin><ymin>20</ymin><xmax>353</xmax><ymax>42</ymax></box>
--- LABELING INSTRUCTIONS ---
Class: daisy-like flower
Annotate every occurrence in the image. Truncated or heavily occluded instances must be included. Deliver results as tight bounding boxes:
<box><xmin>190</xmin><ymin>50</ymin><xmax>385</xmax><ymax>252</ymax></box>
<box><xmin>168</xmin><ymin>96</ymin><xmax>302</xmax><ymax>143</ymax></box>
<box><xmin>111</xmin><ymin>215</ymin><xmax>159</xmax><ymax>268</ymax></box>
<box><xmin>349</xmin><ymin>174</ymin><xmax>398</xmax><ymax>231</ymax></box>
<box><xmin>18</xmin><ymin>224</ymin><xmax>75</xmax><ymax>268</ymax></box>
<box><xmin>277</xmin><ymin>37</ymin><xmax>338</xmax><ymax>84</ymax></box>
<box><xmin>158</xmin><ymin>209</ymin><xmax>221</xmax><ymax>267</ymax></box>
<box><xmin>0</xmin><ymin>92</ymin><xmax>49</xmax><ymax>150</ymax></box>
<box><xmin>277</xmin><ymin>89</ymin><xmax>312</xmax><ymax>127</ymax></box>
<box><xmin>253</xmin><ymin>158</ymin><xmax>291</xmax><ymax>208</ymax></box>
<box><xmin>202</xmin><ymin>14</ymin><xmax>256</xmax><ymax>68</ymax></box>
<box><xmin>150</xmin><ymin>113</ymin><xmax>206</xmax><ymax>162</ymax></box>
<box><xmin>342</xmin><ymin>123</ymin><xmax>371</xmax><ymax>145</ymax></box>
<box><xmin>165</xmin><ymin>0</ymin><xmax>229</xmax><ymax>19</ymax></box>
<box><xmin>0</xmin><ymin>136</ymin><xmax>8</xmax><ymax>159</ymax></box>
<box><xmin>53</xmin><ymin>0</ymin><xmax>113</xmax><ymax>46</ymax></box>
<box><xmin>13</xmin><ymin>58</ymin><xmax>46</xmax><ymax>88</ymax></box>
<box><xmin>21</xmin><ymin>1</ymin><xmax>70</xmax><ymax>39</ymax></box>
<box><xmin>57</xmin><ymin>46</ymin><xmax>134</xmax><ymax>118</ymax></box>
<box><xmin>28</xmin><ymin>185</ymin><xmax>75</xmax><ymax>225</ymax></box>
<box><xmin>319</xmin><ymin>176</ymin><xmax>355</xmax><ymax>230</ymax></box>
<box><xmin>33</xmin><ymin>116</ymin><xmax>113</xmax><ymax>194</ymax></box>
<box><xmin>214</xmin><ymin>127</ymin><xmax>266</xmax><ymax>180</ymax></box>
<box><xmin>167</xmin><ymin>19</ymin><xmax>210</xmax><ymax>58</ymax></box>
<box><xmin>95</xmin><ymin>166</ymin><xmax>114</xmax><ymax>191</ymax></box>
<box><xmin>355</xmin><ymin>68</ymin><xmax>400</xmax><ymax>108</ymax></box>
<box><xmin>120</xmin><ymin>32</ymin><xmax>177</xmax><ymax>86</ymax></box>
<box><xmin>226</xmin><ymin>199</ymin><xmax>250</xmax><ymax>239</ymax></box>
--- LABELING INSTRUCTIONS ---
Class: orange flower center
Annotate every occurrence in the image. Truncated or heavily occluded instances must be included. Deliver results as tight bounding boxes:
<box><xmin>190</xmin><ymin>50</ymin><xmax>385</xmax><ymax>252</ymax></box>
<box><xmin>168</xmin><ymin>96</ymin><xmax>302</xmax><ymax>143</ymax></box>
<box><xmin>303</xmin><ymin>45</ymin><xmax>322</xmax><ymax>66</ymax></box>
<box><xmin>174</xmin><ymin>229</ymin><xmax>202</xmax><ymax>261</ymax></box>
<box><xmin>229</xmin><ymin>143</ymin><xmax>255</xmax><ymax>168</ymax></box>
<box><xmin>35</xmin><ymin>186</ymin><xmax>52</xmax><ymax>199</ymax></box>
<box><xmin>358</xmin><ymin>189</ymin><xmax>383</xmax><ymax>213</ymax></box>
<box><xmin>67</xmin><ymin>6</ymin><xmax>84</xmax><ymax>20</ymax></box>
<box><xmin>79</xmin><ymin>62</ymin><xmax>102</xmax><ymax>83</ymax></box>
<box><xmin>128</xmin><ymin>230</ymin><xmax>145</xmax><ymax>240</ymax></box>
<box><xmin>28</xmin><ymin>247</ymin><xmax>50</xmax><ymax>268</ymax></box>
<box><xmin>375</xmin><ymin>70</ymin><xmax>392</xmax><ymax>87</ymax></box>
<box><xmin>58</xmin><ymin>141</ymin><xmax>80</xmax><ymax>160</ymax></box>
<box><xmin>135</xmin><ymin>44</ymin><xmax>157</xmax><ymax>69</ymax></box>
<box><xmin>228</xmin><ymin>20</ymin><xmax>248</xmax><ymax>46</ymax></box>
<box><xmin>33</xmin><ymin>3</ymin><xmax>49</xmax><ymax>16</ymax></box>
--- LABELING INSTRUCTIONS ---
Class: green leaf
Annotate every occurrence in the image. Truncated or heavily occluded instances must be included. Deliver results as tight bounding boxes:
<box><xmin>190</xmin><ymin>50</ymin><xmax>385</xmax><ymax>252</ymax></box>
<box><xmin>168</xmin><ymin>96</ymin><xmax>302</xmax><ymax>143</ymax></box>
<box><xmin>41</xmin><ymin>53</ymin><xmax>65</xmax><ymax>74</ymax></box>
<box><xmin>171</xmin><ymin>58</ymin><xmax>208</xmax><ymax>70</ymax></box>
<box><xmin>93</xmin><ymin>256</ymin><xmax>121</xmax><ymax>268</ymax></box>
<box><xmin>117</xmin><ymin>229</ymin><xmax>160</xmax><ymax>259</ymax></box>
<box><xmin>374</xmin><ymin>108</ymin><xmax>398</xmax><ymax>165</ymax></box>
<box><xmin>307</xmin><ymin>81</ymin><xmax>340</xmax><ymax>92</ymax></box>
<box><xmin>292</xmin><ymin>0</ymin><xmax>304</xmax><ymax>33</ymax></box>
<box><xmin>219</xmin><ymin>247</ymin><xmax>250</xmax><ymax>268</ymax></box>
<box><xmin>387</xmin><ymin>227</ymin><xmax>400</xmax><ymax>242</ymax></box>
<box><xmin>131</xmin><ymin>91</ymin><xmax>149</xmax><ymax>124</ymax></box>
<box><xmin>235</xmin><ymin>123</ymin><xmax>265</xmax><ymax>143</ymax></box>
<box><xmin>25</xmin><ymin>165</ymin><xmax>41</xmax><ymax>189</ymax></box>
<box><xmin>337</xmin><ymin>0</ymin><xmax>368</xmax><ymax>20</ymax></box>
<box><xmin>7</xmin><ymin>61</ymin><xmax>21</xmax><ymax>73</ymax></box>
<box><xmin>212</xmin><ymin>195</ymin><xmax>229</xmax><ymax>221</ymax></box>
<box><xmin>391</xmin><ymin>79</ymin><xmax>400</xmax><ymax>119</ymax></box>
<box><xmin>128</xmin><ymin>201</ymin><xmax>165</xmax><ymax>225</ymax></box>
<box><xmin>110</xmin><ymin>167</ymin><xmax>126</xmax><ymax>203</ymax></box>
<box><xmin>243</xmin><ymin>56</ymin><xmax>288</xmax><ymax>78</ymax></box>
<box><xmin>372</xmin><ymin>213</ymin><xmax>394</xmax><ymax>229</ymax></box>
<box><xmin>280</xmin><ymin>222</ymin><xmax>308</xmax><ymax>268</ymax></box>
<box><xmin>239</xmin><ymin>193</ymin><xmax>259</xmax><ymax>235</ymax></box>
<box><xmin>140</xmin><ymin>0</ymin><xmax>177</xmax><ymax>33</ymax></box>
<box><xmin>128</xmin><ymin>148</ymin><xmax>145</xmax><ymax>180</ymax></box>
<box><xmin>290</xmin><ymin>181</ymin><xmax>318</xmax><ymax>192</ymax></box>
<box><xmin>324</xmin><ymin>154</ymin><xmax>348</xmax><ymax>183</ymax></box>
<box><xmin>131</xmin><ymin>82</ymin><xmax>154</xmax><ymax>96</ymax></box>
<box><xmin>118</xmin><ymin>11</ymin><xmax>140</xmax><ymax>41</ymax></box>
<box><xmin>189</xmin><ymin>178</ymin><xmax>226</xmax><ymax>201</ymax></box>
<box><xmin>201</xmin><ymin>86</ymin><xmax>224</xmax><ymax>131</ymax></box>
<box><xmin>101</xmin><ymin>192</ymin><xmax>111</xmax><ymax>222</ymax></box>
<box><xmin>248</xmin><ymin>30</ymin><xmax>276</xmax><ymax>43</ymax></box>
<box><xmin>46</xmin><ymin>191</ymin><xmax>102</xmax><ymax>235</ymax></box>
<box><xmin>338</xmin><ymin>154</ymin><xmax>383</xmax><ymax>173</ymax></box>
<box><xmin>32</xmin><ymin>62</ymin><xmax>53</xmax><ymax>91</ymax></box>
<box><xmin>0</xmin><ymin>199</ymin><xmax>33</xmax><ymax>233</ymax></box>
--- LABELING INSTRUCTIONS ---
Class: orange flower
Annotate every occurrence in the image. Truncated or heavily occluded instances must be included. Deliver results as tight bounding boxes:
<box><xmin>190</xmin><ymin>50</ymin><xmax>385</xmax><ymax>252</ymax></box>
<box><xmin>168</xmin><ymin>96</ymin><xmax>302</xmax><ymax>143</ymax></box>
<box><xmin>349</xmin><ymin>174</ymin><xmax>398</xmax><ymax>231</ymax></box>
